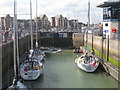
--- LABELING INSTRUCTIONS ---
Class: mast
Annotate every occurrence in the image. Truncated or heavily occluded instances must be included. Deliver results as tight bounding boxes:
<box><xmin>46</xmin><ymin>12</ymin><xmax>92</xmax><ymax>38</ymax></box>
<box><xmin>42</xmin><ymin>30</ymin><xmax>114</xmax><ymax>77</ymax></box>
<box><xmin>16</xmin><ymin>0</ymin><xmax>20</xmax><ymax>76</ymax></box>
<box><xmin>36</xmin><ymin>0</ymin><xmax>38</xmax><ymax>48</ymax></box>
<box><xmin>13</xmin><ymin>0</ymin><xmax>17</xmax><ymax>81</ymax></box>
<box><xmin>30</xmin><ymin>0</ymin><xmax>33</xmax><ymax>49</ymax></box>
<box><xmin>85</xmin><ymin>0</ymin><xmax>90</xmax><ymax>52</ymax></box>
<box><xmin>88</xmin><ymin>0</ymin><xmax>90</xmax><ymax>29</ymax></box>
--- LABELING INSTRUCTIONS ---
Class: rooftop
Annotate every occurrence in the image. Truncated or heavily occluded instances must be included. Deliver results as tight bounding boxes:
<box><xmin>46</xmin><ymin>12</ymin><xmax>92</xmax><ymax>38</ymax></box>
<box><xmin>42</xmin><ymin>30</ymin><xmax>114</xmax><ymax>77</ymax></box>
<box><xmin>97</xmin><ymin>0</ymin><xmax>120</xmax><ymax>7</ymax></box>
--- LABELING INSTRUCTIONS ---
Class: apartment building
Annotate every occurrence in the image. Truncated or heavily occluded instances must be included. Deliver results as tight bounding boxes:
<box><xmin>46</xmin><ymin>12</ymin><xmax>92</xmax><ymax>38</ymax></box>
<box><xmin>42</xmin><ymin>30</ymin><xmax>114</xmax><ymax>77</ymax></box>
<box><xmin>40</xmin><ymin>14</ymin><xmax>50</xmax><ymax>30</ymax></box>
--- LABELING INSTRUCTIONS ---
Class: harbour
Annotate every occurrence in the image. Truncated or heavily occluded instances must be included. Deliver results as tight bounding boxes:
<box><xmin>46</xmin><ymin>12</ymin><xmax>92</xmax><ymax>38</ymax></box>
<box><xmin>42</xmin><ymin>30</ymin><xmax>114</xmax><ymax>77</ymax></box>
<box><xmin>1</xmin><ymin>32</ymin><xmax>120</xmax><ymax>89</ymax></box>
<box><xmin>0</xmin><ymin>0</ymin><xmax>120</xmax><ymax>89</ymax></box>
<box><xmin>24</xmin><ymin>50</ymin><xmax>118</xmax><ymax>88</ymax></box>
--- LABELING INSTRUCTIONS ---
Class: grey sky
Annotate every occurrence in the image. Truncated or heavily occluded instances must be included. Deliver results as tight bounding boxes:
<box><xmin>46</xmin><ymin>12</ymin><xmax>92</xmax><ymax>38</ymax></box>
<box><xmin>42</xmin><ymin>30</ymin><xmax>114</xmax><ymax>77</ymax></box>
<box><xmin>0</xmin><ymin>0</ymin><xmax>107</xmax><ymax>23</ymax></box>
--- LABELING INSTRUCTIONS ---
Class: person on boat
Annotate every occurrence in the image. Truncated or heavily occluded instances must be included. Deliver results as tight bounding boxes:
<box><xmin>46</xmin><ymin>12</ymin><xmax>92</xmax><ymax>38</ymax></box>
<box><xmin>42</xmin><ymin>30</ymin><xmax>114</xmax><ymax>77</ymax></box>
<box><xmin>91</xmin><ymin>49</ymin><xmax>95</xmax><ymax>56</ymax></box>
<box><xmin>76</xmin><ymin>48</ymin><xmax>79</xmax><ymax>53</ymax></box>
<box><xmin>25</xmin><ymin>51</ymin><xmax>29</xmax><ymax>60</ymax></box>
<box><xmin>79</xmin><ymin>47</ymin><xmax>83</xmax><ymax>53</ymax></box>
<box><xmin>90</xmin><ymin>49</ymin><xmax>95</xmax><ymax>61</ymax></box>
<box><xmin>73</xmin><ymin>48</ymin><xmax>77</xmax><ymax>53</ymax></box>
<box><xmin>29</xmin><ymin>49</ymin><xmax>34</xmax><ymax>58</ymax></box>
<box><xmin>84</xmin><ymin>52</ymin><xmax>90</xmax><ymax>64</ymax></box>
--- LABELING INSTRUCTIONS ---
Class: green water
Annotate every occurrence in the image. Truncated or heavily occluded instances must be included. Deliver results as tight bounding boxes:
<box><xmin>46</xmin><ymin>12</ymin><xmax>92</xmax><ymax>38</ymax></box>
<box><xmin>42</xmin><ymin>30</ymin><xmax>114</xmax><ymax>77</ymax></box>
<box><xmin>24</xmin><ymin>50</ymin><xmax>118</xmax><ymax>88</ymax></box>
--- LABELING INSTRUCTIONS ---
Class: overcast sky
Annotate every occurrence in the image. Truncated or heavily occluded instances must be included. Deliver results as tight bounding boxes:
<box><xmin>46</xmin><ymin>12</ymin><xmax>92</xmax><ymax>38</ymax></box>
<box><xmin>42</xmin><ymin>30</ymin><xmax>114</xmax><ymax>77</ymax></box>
<box><xmin>0</xmin><ymin>0</ymin><xmax>107</xmax><ymax>24</ymax></box>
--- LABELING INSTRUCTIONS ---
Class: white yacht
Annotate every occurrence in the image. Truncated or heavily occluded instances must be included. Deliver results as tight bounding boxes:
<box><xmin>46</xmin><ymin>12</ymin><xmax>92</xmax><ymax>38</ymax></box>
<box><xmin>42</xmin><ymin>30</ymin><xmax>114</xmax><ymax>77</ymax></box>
<box><xmin>29</xmin><ymin>49</ymin><xmax>45</xmax><ymax>62</ymax></box>
<box><xmin>28</xmin><ymin>0</ymin><xmax>45</xmax><ymax>62</ymax></box>
<box><xmin>8</xmin><ymin>0</ymin><xmax>27</xmax><ymax>89</ymax></box>
<box><xmin>74</xmin><ymin>0</ymin><xmax>99</xmax><ymax>73</ymax></box>
<box><xmin>20</xmin><ymin>58</ymin><xmax>43</xmax><ymax>80</ymax></box>
<box><xmin>20</xmin><ymin>0</ymin><xmax>43</xmax><ymax>81</ymax></box>
<box><xmin>75</xmin><ymin>54</ymin><xmax>99</xmax><ymax>72</ymax></box>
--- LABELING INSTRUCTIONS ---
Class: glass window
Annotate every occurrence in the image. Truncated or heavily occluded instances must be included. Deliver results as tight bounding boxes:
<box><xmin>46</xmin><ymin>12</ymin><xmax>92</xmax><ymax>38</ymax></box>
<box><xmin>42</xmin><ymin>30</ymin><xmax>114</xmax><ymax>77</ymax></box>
<box><xmin>105</xmin><ymin>23</ymin><xmax>108</xmax><ymax>26</ymax></box>
<box><xmin>103</xmin><ymin>5</ymin><xmax>120</xmax><ymax>19</ymax></box>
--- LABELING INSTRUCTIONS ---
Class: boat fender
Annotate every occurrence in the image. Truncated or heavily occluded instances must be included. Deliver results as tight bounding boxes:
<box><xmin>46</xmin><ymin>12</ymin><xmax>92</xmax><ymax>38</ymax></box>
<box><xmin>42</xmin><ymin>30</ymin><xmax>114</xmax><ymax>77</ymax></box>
<box><xmin>77</xmin><ymin>60</ymin><xmax>81</xmax><ymax>63</ymax></box>
<box><xmin>93</xmin><ymin>62</ymin><xmax>96</xmax><ymax>66</ymax></box>
<box><xmin>81</xmin><ymin>56</ymin><xmax>84</xmax><ymax>58</ymax></box>
<box><xmin>24</xmin><ymin>68</ymin><xmax>29</xmax><ymax>72</ymax></box>
<box><xmin>35</xmin><ymin>65</ymin><xmax>40</xmax><ymax>70</ymax></box>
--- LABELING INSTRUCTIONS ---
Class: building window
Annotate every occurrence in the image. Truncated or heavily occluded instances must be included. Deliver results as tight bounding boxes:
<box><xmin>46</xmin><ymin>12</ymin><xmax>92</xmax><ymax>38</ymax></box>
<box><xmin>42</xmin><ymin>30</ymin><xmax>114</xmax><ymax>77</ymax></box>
<box><xmin>105</xmin><ymin>23</ymin><xmax>108</xmax><ymax>27</ymax></box>
<box><xmin>103</xmin><ymin>5</ymin><xmax>120</xmax><ymax>19</ymax></box>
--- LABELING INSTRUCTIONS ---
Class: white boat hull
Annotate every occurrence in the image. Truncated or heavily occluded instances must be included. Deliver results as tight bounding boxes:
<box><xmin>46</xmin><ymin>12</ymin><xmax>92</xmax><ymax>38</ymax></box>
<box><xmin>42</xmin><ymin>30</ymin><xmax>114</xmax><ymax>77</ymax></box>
<box><xmin>43</xmin><ymin>48</ymin><xmax>61</xmax><ymax>53</ymax></box>
<box><xmin>20</xmin><ymin>59</ymin><xmax>43</xmax><ymax>80</ymax></box>
<box><xmin>52</xmin><ymin>49</ymin><xmax>61</xmax><ymax>53</ymax></box>
<box><xmin>75</xmin><ymin>55</ymin><xmax>99</xmax><ymax>72</ymax></box>
<box><xmin>32</xmin><ymin>54</ymin><xmax>44</xmax><ymax>62</ymax></box>
<box><xmin>29</xmin><ymin>49</ymin><xmax>45</xmax><ymax>62</ymax></box>
<box><xmin>8</xmin><ymin>81</ymin><xmax>27</xmax><ymax>89</ymax></box>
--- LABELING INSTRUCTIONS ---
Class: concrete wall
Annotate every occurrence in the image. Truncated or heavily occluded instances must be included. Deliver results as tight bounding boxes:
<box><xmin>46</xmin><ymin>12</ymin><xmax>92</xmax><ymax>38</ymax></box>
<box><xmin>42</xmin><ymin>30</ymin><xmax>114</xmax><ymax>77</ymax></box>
<box><xmin>2</xmin><ymin>35</ymin><xmax>31</xmax><ymax>89</ymax></box>
<box><xmin>85</xmin><ymin>34</ymin><xmax>119</xmax><ymax>61</ymax></box>
<box><xmin>72</xmin><ymin>33</ymin><xmax>84</xmax><ymax>48</ymax></box>
<box><xmin>84</xmin><ymin>34</ymin><xmax>120</xmax><ymax>82</ymax></box>
<box><xmin>38</xmin><ymin>32</ymin><xmax>73</xmax><ymax>48</ymax></box>
<box><xmin>2</xmin><ymin>35</ymin><xmax>31</xmax><ymax>73</ymax></box>
<box><xmin>39</xmin><ymin>37</ymin><xmax>73</xmax><ymax>48</ymax></box>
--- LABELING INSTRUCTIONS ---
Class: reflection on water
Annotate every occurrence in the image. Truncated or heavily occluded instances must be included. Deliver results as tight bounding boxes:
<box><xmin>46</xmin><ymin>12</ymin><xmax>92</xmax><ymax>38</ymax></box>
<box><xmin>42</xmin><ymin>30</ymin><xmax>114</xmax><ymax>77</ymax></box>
<box><xmin>24</xmin><ymin>50</ymin><xmax>118</xmax><ymax>88</ymax></box>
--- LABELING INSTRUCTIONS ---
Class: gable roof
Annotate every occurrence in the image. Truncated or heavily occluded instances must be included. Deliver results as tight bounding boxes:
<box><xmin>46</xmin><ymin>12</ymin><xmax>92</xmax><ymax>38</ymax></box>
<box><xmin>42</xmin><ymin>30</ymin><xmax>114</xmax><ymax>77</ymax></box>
<box><xmin>40</xmin><ymin>14</ymin><xmax>48</xmax><ymax>20</ymax></box>
<box><xmin>55</xmin><ymin>15</ymin><xmax>63</xmax><ymax>19</ymax></box>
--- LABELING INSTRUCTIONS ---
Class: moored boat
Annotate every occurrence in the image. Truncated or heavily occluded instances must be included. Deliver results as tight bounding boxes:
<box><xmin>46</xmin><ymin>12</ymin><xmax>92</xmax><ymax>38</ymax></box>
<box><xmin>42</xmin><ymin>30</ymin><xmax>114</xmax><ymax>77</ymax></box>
<box><xmin>75</xmin><ymin>0</ymin><xmax>99</xmax><ymax>73</ymax></box>
<box><xmin>8</xmin><ymin>79</ymin><xmax>27</xmax><ymax>89</ymax></box>
<box><xmin>75</xmin><ymin>54</ymin><xmax>99</xmax><ymax>72</ymax></box>
<box><xmin>20</xmin><ymin>0</ymin><xmax>43</xmax><ymax>81</ymax></box>
<box><xmin>8</xmin><ymin>0</ymin><xmax>27</xmax><ymax>89</ymax></box>
<box><xmin>29</xmin><ymin>49</ymin><xmax>45</xmax><ymax>62</ymax></box>
<box><xmin>73</xmin><ymin>48</ymin><xmax>83</xmax><ymax>53</ymax></box>
<box><xmin>20</xmin><ymin>58</ymin><xmax>43</xmax><ymax>80</ymax></box>
<box><xmin>41</xmin><ymin>47</ymin><xmax>61</xmax><ymax>53</ymax></box>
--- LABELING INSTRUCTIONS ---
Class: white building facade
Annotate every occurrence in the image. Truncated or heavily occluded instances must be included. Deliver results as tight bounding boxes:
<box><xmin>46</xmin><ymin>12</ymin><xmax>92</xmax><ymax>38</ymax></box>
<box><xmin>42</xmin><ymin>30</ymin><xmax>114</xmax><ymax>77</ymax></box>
<box><xmin>98</xmin><ymin>0</ymin><xmax>120</xmax><ymax>39</ymax></box>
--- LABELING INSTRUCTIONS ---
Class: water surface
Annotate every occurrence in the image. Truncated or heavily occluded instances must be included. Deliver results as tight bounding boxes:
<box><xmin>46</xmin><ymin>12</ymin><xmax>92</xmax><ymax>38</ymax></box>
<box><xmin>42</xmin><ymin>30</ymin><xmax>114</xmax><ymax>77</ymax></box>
<box><xmin>24</xmin><ymin>50</ymin><xmax>118</xmax><ymax>88</ymax></box>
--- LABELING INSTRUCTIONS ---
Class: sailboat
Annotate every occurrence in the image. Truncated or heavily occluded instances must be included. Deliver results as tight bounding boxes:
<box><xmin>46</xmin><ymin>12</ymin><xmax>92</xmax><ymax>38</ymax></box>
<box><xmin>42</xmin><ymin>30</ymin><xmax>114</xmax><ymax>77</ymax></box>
<box><xmin>30</xmin><ymin>0</ymin><xmax>45</xmax><ymax>62</ymax></box>
<box><xmin>8</xmin><ymin>0</ymin><xmax>27</xmax><ymax>89</ymax></box>
<box><xmin>30</xmin><ymin>48</ymin><xmax>45</xmax><ymax>62</ymax></box>
<box><xmin>74</xmin><ymin>0</ymin><xmax>99</xmax><ymax>72</ymax></box>
<box><xmin>75</xmin><ymin>53</ymin><xmax>99</xmax><ymax>72</ymax></box>
<box><xmin>20</xmin><ymin>0</ymin><xmax>43</xmax><ymax>80</ymax></box>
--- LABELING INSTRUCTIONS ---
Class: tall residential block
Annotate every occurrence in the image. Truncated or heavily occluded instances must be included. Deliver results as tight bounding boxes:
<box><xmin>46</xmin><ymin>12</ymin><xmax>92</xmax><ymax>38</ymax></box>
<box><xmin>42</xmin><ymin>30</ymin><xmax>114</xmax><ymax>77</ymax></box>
<box><xmin>4</xmin><ymin>14</ymin><xmax>13</xmax><ymax>31</ymax></box>
<box><xmin>40</xmin><ymin>14</ymin><xmax>50</xmax><ymax>30</ymax></box>
<box><xmin>0</xmin><ymin>17</ymin><xmax>4</xmax><ymax>30</ymax></box>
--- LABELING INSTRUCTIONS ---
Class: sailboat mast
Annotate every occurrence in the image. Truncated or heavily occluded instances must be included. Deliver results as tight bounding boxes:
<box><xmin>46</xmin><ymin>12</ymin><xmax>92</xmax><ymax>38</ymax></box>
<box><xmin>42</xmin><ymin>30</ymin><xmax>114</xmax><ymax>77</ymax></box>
<box><xmin>36</xmin><ymin>0</ymin><xmax>38</xmax><ymax>48</ymax></box>
<box><xmin>30</xmin><ymin>0</ymin><xmax>33</xmax><ymax>49</ymax></box>
<box><xmin>16</xmin><ymin>0</ymin><xmax>20</xmax><ymax>73</ymax></box>
<box><xmin>13</xmin><ymin>0</ymin><xmax>17</xmax><ymax>79</ymax></box>
<box><xmin>86</xmin><ymin>0</ymin><xmax>90</xmax><ymax>51</ymax></box>
<box><xmin>88</xmin><ymin>0</ymin><xmax>90</xmax><ymax>28</ymax></box>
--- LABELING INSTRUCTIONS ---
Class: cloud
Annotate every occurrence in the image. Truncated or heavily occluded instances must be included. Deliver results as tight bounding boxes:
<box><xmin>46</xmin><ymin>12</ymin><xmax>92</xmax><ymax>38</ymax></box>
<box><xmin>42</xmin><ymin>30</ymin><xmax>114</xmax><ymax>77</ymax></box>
<box><xmin>0</xmin><ymin>0</ymin><xmax>107</xmax><ymax>23</ymax></box>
